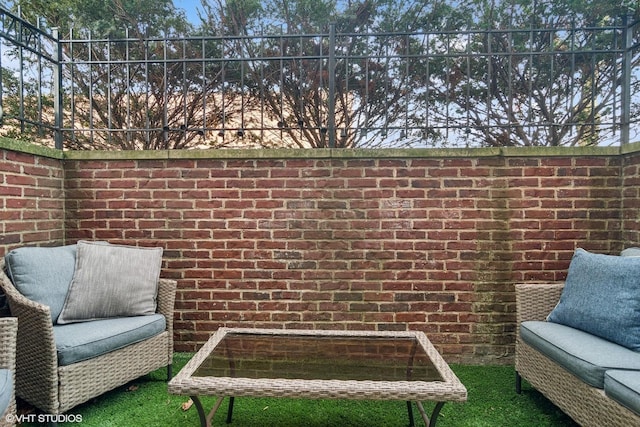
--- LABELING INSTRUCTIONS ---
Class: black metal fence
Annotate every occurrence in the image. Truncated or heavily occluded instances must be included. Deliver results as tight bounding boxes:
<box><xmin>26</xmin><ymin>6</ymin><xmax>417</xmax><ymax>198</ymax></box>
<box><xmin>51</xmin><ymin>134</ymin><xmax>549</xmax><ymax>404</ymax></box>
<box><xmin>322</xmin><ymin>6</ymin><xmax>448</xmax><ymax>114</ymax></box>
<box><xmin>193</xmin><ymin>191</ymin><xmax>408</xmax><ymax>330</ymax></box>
<box><xmin>1</xmin><ymin>7</ymin><xmax>639</xmax><ymax>150</ymax></box>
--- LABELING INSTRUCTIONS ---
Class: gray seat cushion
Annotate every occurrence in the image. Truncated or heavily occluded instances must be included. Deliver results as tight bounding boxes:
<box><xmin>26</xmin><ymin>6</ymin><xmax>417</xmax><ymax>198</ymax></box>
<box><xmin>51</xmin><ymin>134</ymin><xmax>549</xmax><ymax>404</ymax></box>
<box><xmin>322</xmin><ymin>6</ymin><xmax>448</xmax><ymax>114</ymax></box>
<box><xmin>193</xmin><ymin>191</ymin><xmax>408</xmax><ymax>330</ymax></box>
<box><xmin>0</xmin><ymin>369</ymin><xmax>12</xmax><ymax>416</ymax></box>
<box><xmin>521</xmin><ymin>321</ymin><xmax>640</xmax><ymax>388</ymax></box>
<box><xmin>605</xmin><ymin>370</ymin><xmax>640</xmax><ymax>415</ymax></box>
<box><xmin>53</xmin><ymin>314</ymin><xmax>166</xmax><ymax>366</ymax></box>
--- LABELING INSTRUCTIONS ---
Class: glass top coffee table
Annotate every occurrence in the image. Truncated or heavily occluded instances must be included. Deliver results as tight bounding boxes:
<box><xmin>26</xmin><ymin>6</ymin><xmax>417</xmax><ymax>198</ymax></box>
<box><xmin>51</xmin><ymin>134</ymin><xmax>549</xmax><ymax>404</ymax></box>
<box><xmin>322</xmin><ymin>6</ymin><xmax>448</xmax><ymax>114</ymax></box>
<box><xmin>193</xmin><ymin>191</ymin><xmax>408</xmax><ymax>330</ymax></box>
<box><xmin>169</xmin><ymin>328</ymin><xmax>467</xmax><ymax>427</ymax></box>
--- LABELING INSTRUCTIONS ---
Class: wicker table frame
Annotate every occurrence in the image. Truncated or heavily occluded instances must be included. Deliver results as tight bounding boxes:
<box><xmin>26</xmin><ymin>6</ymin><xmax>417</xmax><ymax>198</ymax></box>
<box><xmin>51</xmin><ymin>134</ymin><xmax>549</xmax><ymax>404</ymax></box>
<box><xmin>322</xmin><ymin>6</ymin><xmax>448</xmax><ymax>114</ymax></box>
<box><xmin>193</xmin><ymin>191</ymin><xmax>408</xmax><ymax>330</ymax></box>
<box><xmin>169</xmin><ymin>328</ymin><xmax>466</xmax><ymax>427</ymax></box>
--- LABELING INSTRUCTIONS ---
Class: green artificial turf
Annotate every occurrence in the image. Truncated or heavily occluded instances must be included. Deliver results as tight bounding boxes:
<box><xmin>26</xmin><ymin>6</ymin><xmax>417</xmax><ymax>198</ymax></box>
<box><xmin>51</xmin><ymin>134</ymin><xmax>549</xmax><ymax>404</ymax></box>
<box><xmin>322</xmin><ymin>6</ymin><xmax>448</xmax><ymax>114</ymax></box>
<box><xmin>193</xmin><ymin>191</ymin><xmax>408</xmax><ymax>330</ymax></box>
<box><xmin>18</xmin><ymin>354</ymin><xmax>578</xmax><ymax>426</ymax></box>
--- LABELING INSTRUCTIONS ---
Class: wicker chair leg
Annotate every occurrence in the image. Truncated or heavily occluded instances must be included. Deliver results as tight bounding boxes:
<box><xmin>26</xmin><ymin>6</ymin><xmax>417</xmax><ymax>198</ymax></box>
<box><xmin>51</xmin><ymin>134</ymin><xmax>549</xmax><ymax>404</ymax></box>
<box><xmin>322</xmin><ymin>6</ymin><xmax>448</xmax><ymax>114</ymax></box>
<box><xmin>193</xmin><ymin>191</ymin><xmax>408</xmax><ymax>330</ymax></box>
<box><xmin>515</xmin><ymin>371</ymin><xmax>522</xmax><ymax>394</ymax></box>
<box><xmin>167</xmin><ymin>364</ymin><xmax>173</xmax><ymax>381</ymax></box>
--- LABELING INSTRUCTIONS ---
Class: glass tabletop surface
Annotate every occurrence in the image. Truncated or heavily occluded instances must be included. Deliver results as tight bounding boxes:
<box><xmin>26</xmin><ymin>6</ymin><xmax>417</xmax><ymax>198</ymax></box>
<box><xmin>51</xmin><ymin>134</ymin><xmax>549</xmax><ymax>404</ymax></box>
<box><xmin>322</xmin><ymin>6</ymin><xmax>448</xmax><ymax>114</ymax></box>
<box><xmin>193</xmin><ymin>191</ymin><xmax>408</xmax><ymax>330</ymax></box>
<box><xmin>193</xmin><ymin>332</ymin><xmax>443</xmax><ymax>382</ymax></box>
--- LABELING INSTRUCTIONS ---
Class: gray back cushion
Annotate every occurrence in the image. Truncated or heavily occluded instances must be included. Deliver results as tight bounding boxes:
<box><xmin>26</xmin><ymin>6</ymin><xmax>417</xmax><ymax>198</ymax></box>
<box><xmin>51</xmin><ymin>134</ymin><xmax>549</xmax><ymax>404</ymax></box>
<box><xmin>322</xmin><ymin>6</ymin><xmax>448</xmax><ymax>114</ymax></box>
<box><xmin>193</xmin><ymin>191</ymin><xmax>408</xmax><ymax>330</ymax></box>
<box><xmin>621</xmin><ymin>247</ymin><xmax>640</xmax><ymax>257</ymax></box>
<box><xmin>56</xmin><ymin>241</ymin><xmax>163</xmax><ymax>324</ymax></box>
<box><xmin>4</xmin><ymin>245</ymin><xmax>77</xmax><ymax>323</ymax></box>
<box><xmin>548</xmin><ymin>248</ymin><xmax>640</xmax><ymax>351</ymax></box>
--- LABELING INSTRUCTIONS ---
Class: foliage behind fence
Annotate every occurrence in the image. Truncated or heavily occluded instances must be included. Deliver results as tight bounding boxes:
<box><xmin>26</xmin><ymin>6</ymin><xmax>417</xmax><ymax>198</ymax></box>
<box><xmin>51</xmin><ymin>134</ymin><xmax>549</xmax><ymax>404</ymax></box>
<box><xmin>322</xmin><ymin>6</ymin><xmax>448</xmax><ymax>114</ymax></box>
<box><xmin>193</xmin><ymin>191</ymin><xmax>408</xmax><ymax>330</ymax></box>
<box><xmin>1</xmin><ymin>7</ymin><xmax>639</xmax><ymax>150</ymax></box>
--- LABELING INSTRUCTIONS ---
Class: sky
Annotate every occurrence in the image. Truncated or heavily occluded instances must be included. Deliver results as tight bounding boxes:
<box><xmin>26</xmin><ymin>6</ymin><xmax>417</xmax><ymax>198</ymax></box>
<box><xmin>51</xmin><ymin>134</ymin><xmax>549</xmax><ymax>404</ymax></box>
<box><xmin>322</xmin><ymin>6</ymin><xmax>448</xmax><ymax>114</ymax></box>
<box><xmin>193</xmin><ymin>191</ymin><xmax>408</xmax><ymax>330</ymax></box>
<box><xmin>1</xmin><ymin>1</ymin><xmax>204</xmax><ymax>26</ymax></box>
<box><xmin>173</xmin><ymin>0</ymin><xmax>204</xmax><ymax>25</ymax></box>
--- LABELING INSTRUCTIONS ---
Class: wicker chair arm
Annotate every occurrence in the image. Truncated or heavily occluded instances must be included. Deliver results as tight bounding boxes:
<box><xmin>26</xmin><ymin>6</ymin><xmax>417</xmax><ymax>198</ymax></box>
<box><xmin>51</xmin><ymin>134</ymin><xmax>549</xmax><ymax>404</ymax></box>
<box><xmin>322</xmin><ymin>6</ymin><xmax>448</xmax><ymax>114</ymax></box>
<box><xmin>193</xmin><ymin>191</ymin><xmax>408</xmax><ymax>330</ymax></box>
<box><xmin>157</xmin><ymin>278</ymin><xmax>176</xmax><ymax>359</ymax></box>
<box><xmin>0</xmin><ymin>317</ymin><xmax>17</xmax><ymax>371</ymax></box>
<box><xmin>0</xmin><ymin>317</ymin><xmax>17</xmax><ymax>425</ymax></box>
<box><xmin>157</xmin><ymin>278</ymin><xmax>176</xmax><ymax>323</ymax></box>
<box><xmin>515</xmin><ymin>282</ymin><xmax>564</xmax><ymax>325</ymax></box>
<box><xmin>0</xmin><ymin>259</ymin><xmax>60</xmax><ymax>412</ymax></box>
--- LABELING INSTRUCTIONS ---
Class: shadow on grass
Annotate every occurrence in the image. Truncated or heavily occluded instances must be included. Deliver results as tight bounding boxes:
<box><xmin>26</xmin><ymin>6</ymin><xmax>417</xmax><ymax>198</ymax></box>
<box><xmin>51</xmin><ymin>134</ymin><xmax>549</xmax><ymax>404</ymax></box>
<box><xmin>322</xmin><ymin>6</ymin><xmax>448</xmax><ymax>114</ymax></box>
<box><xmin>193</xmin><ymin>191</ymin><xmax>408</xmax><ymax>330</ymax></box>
<box><xmin>17</xmin><ymin>355</ymin><xmax>578</xmax><ymax>426</ymax></box>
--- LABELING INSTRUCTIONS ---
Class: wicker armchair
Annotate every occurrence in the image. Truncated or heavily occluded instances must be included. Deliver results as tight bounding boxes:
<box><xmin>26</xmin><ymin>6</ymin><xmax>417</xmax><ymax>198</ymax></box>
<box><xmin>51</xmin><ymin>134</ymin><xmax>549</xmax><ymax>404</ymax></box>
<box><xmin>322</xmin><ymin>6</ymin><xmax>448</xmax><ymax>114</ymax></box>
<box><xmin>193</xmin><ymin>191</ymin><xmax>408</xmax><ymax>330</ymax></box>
<box><xmin>0</xmin><ymin>317</ymin><xmax>17</xmax><ymax>427</ymax></box>
<box><xmin>0</xmin><ymin>258</ymin><xmax>176</xmax><ymax>417</ymax></box>
<box><xmin>515</xmin><ymin>282</ymin><xmax>640</xmax><ymax>426</ymax></box>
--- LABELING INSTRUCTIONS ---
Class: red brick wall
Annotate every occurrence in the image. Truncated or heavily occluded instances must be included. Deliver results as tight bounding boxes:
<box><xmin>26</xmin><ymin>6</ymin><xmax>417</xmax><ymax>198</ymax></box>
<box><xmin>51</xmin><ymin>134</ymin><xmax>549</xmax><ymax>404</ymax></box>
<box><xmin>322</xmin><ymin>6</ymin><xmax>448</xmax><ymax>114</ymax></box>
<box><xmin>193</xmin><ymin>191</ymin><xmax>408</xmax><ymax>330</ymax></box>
<box><xmin>2</xmin><ymin>142</ymin><xmax>636</xmax><ymax>364</ymax></box>
<box><xmin>61</xmin><ymin>149</ymin><xmax>628</xmax><ymax>363</ymax></box>
<box><xmin>0</xmin><ymin>143</ymin><xmax>65</xmax><ymax>256</ymax></box>
<box><xmin>622</xmin><ymin>150</ymin><xmax>640</xmax><ymax>245</ymax></box>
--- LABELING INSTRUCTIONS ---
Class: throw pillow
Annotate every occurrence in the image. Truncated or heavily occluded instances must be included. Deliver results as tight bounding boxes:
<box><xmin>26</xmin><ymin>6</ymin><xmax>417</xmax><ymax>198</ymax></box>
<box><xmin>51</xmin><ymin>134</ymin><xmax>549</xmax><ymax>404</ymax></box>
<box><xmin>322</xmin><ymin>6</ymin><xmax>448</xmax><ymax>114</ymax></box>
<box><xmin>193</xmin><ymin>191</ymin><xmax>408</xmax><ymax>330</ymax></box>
<box><xmin>57</xmin><ymin>241</ymin><xmax>163</xmax><ymax>324</ymax></box>
<box><xmin>4</xmin><ymin>245</ymin><xmax>77</xmax><ymax>323</ymax></box>
<box><xmin>547</xmin><ymin>248</ymin><xmax>640</xmax><ymax>351</ymax></box>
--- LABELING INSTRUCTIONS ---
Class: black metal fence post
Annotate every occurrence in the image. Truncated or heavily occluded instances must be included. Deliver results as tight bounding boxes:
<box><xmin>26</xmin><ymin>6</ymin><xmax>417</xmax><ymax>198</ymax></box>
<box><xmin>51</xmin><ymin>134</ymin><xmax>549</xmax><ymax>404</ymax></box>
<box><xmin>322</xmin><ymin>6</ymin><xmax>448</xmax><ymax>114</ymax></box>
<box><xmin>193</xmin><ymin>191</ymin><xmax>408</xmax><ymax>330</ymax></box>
<box><xmin>621</xmin><ymin>14</ymin><xmax>632</xmax><ymax>146</ymax></box>
<box><xmin>53</xmin><ymin>27</ymin><xmax>62</xmax><ymax>149</ymax></box>
<box><xmin>328</xmin><ymin>22</ymin><xmax>336</xmax><ymax>149</ymax></box>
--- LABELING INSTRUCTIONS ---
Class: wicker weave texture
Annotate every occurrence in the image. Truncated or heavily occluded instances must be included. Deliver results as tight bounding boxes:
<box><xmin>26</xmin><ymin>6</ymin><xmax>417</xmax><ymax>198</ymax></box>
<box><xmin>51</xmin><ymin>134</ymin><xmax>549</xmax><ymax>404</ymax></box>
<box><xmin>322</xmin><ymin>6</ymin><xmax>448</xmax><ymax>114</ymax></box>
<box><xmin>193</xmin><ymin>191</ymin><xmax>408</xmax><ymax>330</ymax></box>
<box><xmin>517</xmin><ymin>340</ymin><xmax>640</xmax><ymax>427</ymax></box>
<box><xmin>0</xmin><ymin>259</ymin><xmax>58</xmax><ymax>413</ymax></box>
<box><xmin>0</xmin><ymin>258</ymin><xmax>176</xmax><ymax>415</ymax></box>
<box><xmin>515</xmin><ymin>282</ymin><xmax>640</xmax><ymax>427</ymax></box>
<box><xmin>58</xmin><ymin>332</ymin><xmax>170</xmax><ymax>413</ymax></box>
<box><xmin>0</xmin><ymin>317</ymin><xmax>17</xmax><ymax>427</ymax></box>
<box><xmin>170</xmin><ymin>328</ymin><xmax>467</xmax><ymax>403</ymax></box>
<box><xmin>515</xmin><ymin>283</ymin><xmax>563</xmax><ymax>325</ymax></box>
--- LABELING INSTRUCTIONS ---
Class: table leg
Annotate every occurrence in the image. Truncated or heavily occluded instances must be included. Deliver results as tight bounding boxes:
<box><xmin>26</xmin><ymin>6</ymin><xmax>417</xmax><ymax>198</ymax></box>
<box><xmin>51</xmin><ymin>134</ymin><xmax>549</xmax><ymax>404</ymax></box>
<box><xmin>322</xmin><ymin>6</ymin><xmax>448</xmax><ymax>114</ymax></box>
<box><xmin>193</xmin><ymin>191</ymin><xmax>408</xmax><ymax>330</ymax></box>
<box><xmin>415</xmin><ymin>401</ymin><xmax>445</xmax><ymax>427</ymax></box>
<box><xmin>190</xmin><ymin>395</ymin><xmax>226</xmax><ymax>427</ymax></box>
<box><xmin>190</xmin><ymin>396</ymin><xmax>207</xmax><ymax>427</ymax></box>
<box><xmin>226</xmin><ymin>396</ymin><xmax>235</xmax><ymax>424</ymax></box>
<box><xmin>406</xmin><ymin>401</ymin><xmax>415</xmax><ymax>427</ymax></box>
